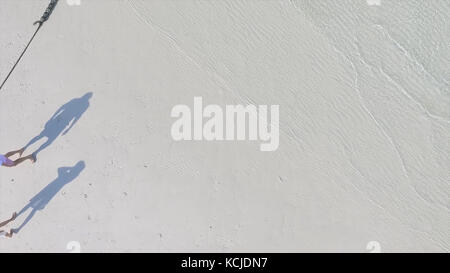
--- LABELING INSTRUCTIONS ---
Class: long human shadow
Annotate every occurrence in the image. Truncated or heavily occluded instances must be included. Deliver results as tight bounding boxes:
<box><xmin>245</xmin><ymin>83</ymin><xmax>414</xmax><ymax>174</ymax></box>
<box><xmin>12</xmin><ymin>161</ymin><xmax>85</xmax><ymax>234</ymax></box>
<box><xmin>23</xmin><ymin>92</ymin><xmax>93</xmax><ymax>160</ymax></box>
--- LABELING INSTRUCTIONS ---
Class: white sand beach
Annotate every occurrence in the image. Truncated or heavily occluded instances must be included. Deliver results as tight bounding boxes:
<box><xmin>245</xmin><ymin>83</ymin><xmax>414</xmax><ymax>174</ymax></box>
<box><xmin>0</xmin><ymin>0</ymin><xmax>449</xmax><ymax>252</ymax></box>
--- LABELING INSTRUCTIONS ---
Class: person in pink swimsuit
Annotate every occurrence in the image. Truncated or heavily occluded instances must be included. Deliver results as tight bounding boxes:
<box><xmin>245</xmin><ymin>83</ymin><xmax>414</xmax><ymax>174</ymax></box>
<box><xmin>0</xmin><ymin>148</ymin><xmax>35</xmax><ymax>168</ymax></box>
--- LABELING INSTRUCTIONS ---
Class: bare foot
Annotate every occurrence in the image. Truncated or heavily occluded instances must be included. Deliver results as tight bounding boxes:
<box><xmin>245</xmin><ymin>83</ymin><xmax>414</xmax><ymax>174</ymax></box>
<box><xmin>6</xmin><ymin>229</ymin><xmax>13</xmax><ymax>238</ymax></box>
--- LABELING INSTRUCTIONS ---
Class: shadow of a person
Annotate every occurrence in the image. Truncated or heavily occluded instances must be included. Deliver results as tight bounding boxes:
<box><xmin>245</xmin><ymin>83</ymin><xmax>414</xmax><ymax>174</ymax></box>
<box><xmin>22</xmin><ymin>92</ymin><xmax>93</xmax><ymax>160</ymax></box>
<box><xmin>12</xmin><ymin>161</ymin><xmax>86</xmax><ymax>234</ymax></box>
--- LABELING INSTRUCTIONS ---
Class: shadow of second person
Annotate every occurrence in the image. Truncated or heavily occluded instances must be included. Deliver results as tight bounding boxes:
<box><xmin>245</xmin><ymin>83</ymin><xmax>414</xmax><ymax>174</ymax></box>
<box><xmin>12</xmin><ymin>161</ymin><xmax>86</xmax><ymax>234</ymax></box>
<box><xmin>22</xmin><ymin>92</ymin><xmax>93</xmax><ymax>160</ymax></box>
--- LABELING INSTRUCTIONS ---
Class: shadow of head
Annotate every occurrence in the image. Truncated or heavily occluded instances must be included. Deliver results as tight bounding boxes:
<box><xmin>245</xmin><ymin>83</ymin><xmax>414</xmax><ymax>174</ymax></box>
<box><xmin>70</xmin><ymin>92</ymin><xmax>93</xmax><ymax>111</ymax></box>
<box><xmin>28</xmin><ymin>160</ymin><xmax>86</xmax><ymax>209</ymax></box>
<box><xmin>57</xmin><ymin>161</ymin><xmax>85</xmax><ymax>184</ymax></box>
<box><xmin>59</xmin><ymin>91</ymin><xmax>93</xmax><ymax>114</ymax></box>
<box><xmin>82</xmin><ymin>92</ymin><xmax>93</xmax><ymax>101</ymax></box>
<box><xmin>64</xmin><ymin>92</ymin><xmax>93</xmax><ymax>118</ymax></box>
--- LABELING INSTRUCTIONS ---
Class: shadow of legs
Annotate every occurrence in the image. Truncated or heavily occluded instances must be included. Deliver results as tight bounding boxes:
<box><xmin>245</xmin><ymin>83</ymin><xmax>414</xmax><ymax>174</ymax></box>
<box><xmin>33</xmin><ymin>139</ymin><xmax>53</xmax><ymax>160</ymax></box>
<box><xmin>24</xmin><ymin>133</ymin><xmax>45</xmax><ymax>151</ymax></box>
<box><xmin>12</xmin><ymin>208</ymin><xmax>37</xmax><ymax>234</ymax></box>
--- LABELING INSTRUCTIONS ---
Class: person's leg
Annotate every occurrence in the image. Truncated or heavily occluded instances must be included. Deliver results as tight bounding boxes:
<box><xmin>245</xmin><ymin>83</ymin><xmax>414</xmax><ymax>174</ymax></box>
<box><xmin>0</xmin><ymin>212</ymin><xmax>17</xmax><ymax>228</ymax></box>
<box><xmin>23</xmin><ymin>133</ymin><xmax>45</xmax><ymax>152</ymax></box>
<box><xmin>5</xmin><ymin>229</ymin><xmax>13</xmax><ymax>238</ymax></box>
<box><xmin>4</xmin><ymin>148</ymin><xmax>25</xmax><ymax>158</ymax></box>
<box><xmin>5</xmin><ymin>155</ymin><xmax>35</xmax><ymax>167</ymax></box>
